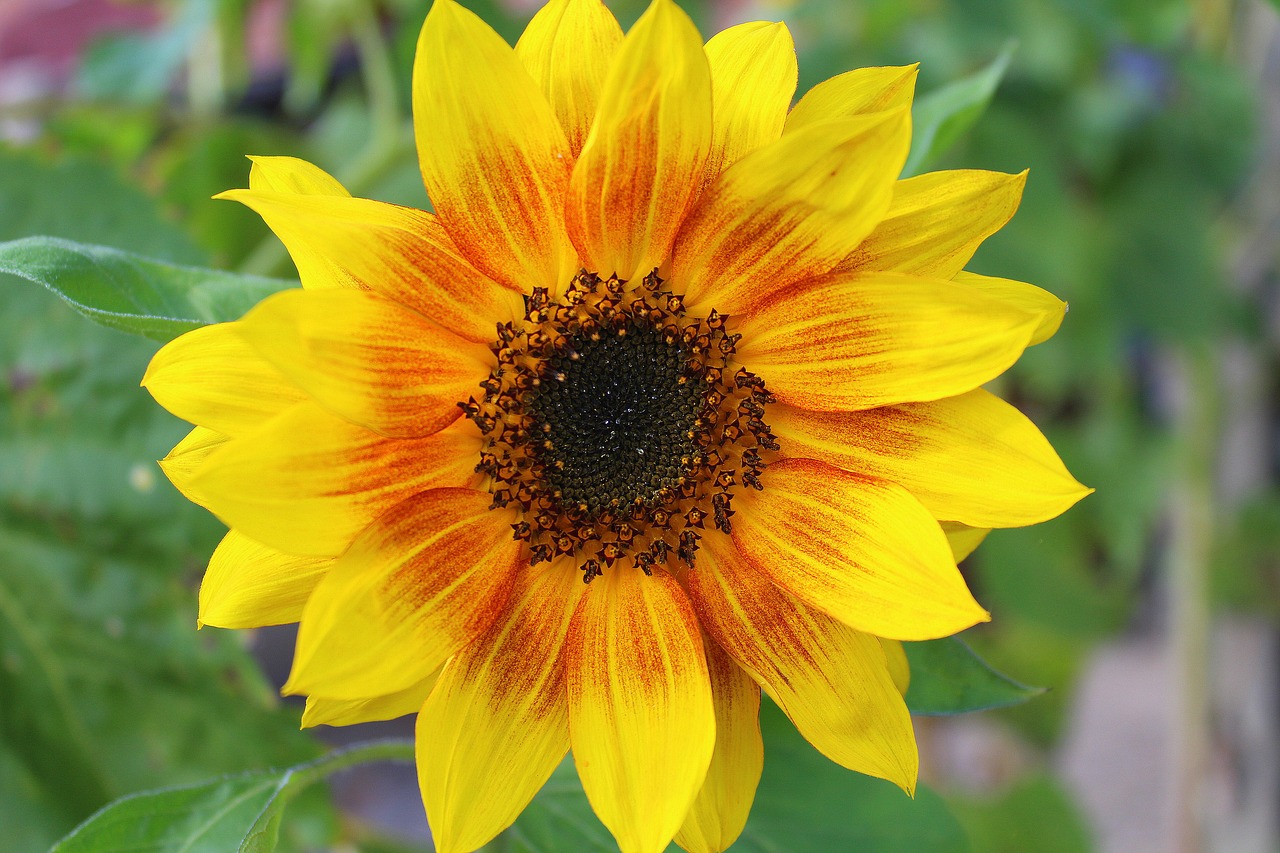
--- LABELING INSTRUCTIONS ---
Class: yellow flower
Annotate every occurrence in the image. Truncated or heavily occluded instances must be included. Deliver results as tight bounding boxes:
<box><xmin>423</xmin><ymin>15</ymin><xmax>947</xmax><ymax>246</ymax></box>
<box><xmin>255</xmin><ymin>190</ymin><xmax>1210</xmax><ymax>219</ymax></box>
<box><xmin>142</xmin><ymin>1</ymin><xmax>1089</xmax><ymax>851</ymax></box>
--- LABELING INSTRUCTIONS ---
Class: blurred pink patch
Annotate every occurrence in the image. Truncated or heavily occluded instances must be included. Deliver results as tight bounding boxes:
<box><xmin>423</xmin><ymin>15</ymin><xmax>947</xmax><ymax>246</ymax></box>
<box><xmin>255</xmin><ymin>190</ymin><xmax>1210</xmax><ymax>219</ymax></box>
<box><xmin>0</xmin><ymin>0</ymin><xmax>161</xmax><ymax>139</ymax></box>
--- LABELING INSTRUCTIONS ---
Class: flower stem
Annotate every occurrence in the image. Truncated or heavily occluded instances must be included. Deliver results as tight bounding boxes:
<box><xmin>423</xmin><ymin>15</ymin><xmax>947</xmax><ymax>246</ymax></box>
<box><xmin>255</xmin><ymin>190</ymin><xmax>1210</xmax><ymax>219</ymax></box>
<box><xmin>290</xmin><ymin>738</ymin><xmax>416</xmax><ymax>788</ymax></box>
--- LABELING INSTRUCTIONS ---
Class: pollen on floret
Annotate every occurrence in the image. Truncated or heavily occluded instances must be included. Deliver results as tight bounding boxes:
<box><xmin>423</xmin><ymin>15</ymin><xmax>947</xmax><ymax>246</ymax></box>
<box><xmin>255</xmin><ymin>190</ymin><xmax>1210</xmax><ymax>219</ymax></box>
<box><xmin>459</xmin><ymin>270</ymin><xmax>779</xmax><ymax>582</ymax></box>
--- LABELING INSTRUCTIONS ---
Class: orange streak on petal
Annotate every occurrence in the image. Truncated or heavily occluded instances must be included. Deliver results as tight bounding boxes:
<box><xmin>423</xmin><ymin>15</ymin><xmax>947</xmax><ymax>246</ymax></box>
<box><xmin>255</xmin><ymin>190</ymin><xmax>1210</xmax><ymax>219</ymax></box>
<box><xmin>687</xmin><ymin>533</ymin><xmax>918</xmax><ymax>793</ymax></box>
<box><xmin>220</xmin><ymin>189</ymin><xmax>523</xmax><ymax>342</ymax></box>
<box><xmin>565</xmin><ymin>0</ymin><xmax>712</xmax><ymax>280</ymax></box>
<box><xmin>236</xmin><ymin>288</ymin><xmax>490</xmax><ymax>439</ymax></box>
<box><xmin>735</xmin><ymin>271</ymin><xmax>1039</xmax><ymax>411</ymax></box>
<box><xmin>286</xmin><ymin>488</ymin><xmax>522</xmax><ymax>700</ymax></box>
<box><xmin>191</xmin><ymin>402</ymin><xmax>480</xmax><ymax>557</ymax></box>
<box><xmin>771</xmin><ymin>389</ymin><xmax>1090</xmax><ymax>528</ymax></box>
<box><xmin>674</xmin><ymin>639</ymin><xmax>762</xmax><ymax>853</ymax></box>
<box><xmin>515</xmin><ymin>0</ymin><xmax>624</xmax><ymax>159</ymax></box>
<box><xmin>674</xmin><ymin>110</ymin><xmax>909</xmax><ymax>316</ymax></box>
<box><xmin>413</xmin><ymin>0</ymin><xmax>574</xmax><ymax>293</ymax></box>
<box><xmin>732</xmin><ymin>457</ymin><xmax>989</xmax><ymax>640</ymax></box>
<box><xmin>566</xmin><ymin>567</ymin><xmax>715</xmax><ymax>853</ymax></box>
<box><xmin>420</xmin><ymin>561</ymin><xmax>582</xmax><ymax>853</ymax></box>
<box><xmin>702</xmin><ymin>21</ymin><xmax>797</xmax><ymax>180</ymax></box>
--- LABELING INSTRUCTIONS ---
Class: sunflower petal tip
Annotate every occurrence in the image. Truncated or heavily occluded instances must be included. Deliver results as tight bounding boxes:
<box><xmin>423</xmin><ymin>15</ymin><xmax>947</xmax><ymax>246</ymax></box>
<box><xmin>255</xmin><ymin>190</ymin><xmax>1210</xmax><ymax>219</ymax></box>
<box><xmin>422</xmin><ymin>0</ymin><xmax>463</xmax><ymax>31</ymax></box>
<box><xmin>643</xmin><ymin>0</ymin><xmax>696</xmax><ymax>31</ymax></box>
<box><xmin>280</xmin><ymin>673</ymin><xmax>305</xmax><ymax>698</ymax></box>
<box><xmin>888</xmin><ymin>761</ymin><xmax>919</xmax><ymax>798</ymax></box>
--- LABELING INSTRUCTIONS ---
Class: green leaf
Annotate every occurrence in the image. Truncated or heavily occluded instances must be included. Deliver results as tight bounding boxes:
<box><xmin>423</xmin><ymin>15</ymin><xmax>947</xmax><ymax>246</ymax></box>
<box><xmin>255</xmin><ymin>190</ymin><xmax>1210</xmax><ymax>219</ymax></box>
<box><xmin>0</xmin><ymin>148</ymin><xmax>204</xmax><ymax>262</ymax></box>
<box><xmin>904</xmin><ymin>45</ymin><xmax>1014</xmax><ymax>176</ymax></box>
<box><xmin>947</xmin><ymin>774</ymin><xmax>1091</xmax><ymax>853</ymax></box>
<box><xmin>904</xmin><ymin>637</ymin><xmax>1044</xmax><ymax>714</ymax></box>
<box><xmin>484</xmin><ymin>761</ymin><xmax>618</xmax><ymax>853</ymax></box>
<box><xmin>735</xmin><ymin>700</ymin><xmax>972</xmax><ymax>853</ymax></box>
<box><xmin>0</xmin><ymin>284</ymin><xmax>315</xmax><ymax>846</ymax></box>
<box><xmin>54</xmin><ymin>772</ymin><xmax>291</xmax><ymax>853</ymax></box>
<box><xmin>489</xmin><ymin>700</ymin><xmax>971</xmax><ymax>853</ymax></box>
<box><xmin>0</xmin><ymin>237</ymin><xmax>294</xmax><ymax>341</ymax></box>
<box><xmin>52</xmin><ymin>741</ymin><xmax>414</xmax><ymax>853</ymax></box>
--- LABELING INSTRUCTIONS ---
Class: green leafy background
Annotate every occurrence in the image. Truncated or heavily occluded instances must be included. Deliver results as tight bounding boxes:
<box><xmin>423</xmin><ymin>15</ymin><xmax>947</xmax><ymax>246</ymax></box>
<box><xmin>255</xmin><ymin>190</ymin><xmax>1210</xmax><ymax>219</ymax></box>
<box><xmin>0</xmin><ymin>0</ymin><xmax>1273</xmax><ymax>850</ymax></box>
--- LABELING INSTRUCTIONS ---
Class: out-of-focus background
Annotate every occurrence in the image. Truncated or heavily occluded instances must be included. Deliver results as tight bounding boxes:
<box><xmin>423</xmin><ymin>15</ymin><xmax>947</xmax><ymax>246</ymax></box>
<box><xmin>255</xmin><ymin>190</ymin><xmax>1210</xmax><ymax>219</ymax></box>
<box><xmin>1</xmin><ymin>0</ymin><xmax>1277</xmax><ymax>851</ymax></box>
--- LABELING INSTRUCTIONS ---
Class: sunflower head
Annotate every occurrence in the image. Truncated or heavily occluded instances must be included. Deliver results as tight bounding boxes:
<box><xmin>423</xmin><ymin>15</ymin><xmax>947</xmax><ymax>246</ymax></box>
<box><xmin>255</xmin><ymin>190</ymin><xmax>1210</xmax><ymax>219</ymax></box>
<box><xmin>142</xmin><ymin>1</ymin><xmax>1089</xmax><ymax>852</ymax></box>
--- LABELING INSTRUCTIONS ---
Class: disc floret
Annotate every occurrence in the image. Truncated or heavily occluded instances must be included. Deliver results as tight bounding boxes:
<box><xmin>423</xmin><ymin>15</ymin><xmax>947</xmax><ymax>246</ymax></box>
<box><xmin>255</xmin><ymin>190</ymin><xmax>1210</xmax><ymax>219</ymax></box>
<box><xmin>460</xmin><ymin>270</ymin><xmax>778</xmax><ymax>581</ymax></box>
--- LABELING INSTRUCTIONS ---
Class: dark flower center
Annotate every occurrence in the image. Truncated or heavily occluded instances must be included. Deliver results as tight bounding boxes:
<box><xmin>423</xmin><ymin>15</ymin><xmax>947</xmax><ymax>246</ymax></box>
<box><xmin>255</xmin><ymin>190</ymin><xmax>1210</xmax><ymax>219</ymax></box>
<box><xmin>460</xmin><ymin>270</ymin><xmax>778</xmax><ymax>582</ymax></box>
<box><xmin>525</xmin><ymin>321</ymin><xmax>703</xmax><ymax>514</ymax></box>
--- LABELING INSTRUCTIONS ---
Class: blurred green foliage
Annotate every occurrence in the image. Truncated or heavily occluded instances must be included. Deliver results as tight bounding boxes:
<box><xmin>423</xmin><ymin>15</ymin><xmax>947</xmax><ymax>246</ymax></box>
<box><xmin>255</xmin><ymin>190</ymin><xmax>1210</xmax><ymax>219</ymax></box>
<box><xmin>0</xmin><ymin>0</ymin><xmax>1272</xmax><ymax>850</ymax></box>
<box><xmin>0</xmin><ymin>148</ymin><xmax>323</xmax><ymax>850</ymax></box>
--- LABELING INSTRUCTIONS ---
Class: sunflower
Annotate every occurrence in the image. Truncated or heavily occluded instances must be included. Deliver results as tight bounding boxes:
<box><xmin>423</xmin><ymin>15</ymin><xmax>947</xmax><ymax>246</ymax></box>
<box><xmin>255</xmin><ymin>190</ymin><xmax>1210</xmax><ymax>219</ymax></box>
<box><xmin>142</xmin><ymin>0</ymin><xmax>1088</xmax><ymax>851</ymax></box>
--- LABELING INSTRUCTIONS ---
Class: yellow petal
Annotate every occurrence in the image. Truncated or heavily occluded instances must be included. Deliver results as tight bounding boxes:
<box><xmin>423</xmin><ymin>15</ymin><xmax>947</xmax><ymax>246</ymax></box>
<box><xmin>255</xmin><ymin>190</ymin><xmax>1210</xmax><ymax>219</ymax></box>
<box><xmin>687</xmin><ymin>534</ymin><xmax>917</xmax><ymax>792</ymax></box>
<box><xmin>236</xmin><ymin>288</ymin><xmax>488</xmax><ymax>438</ymax></box>
<box><xmin>303</xmin><ymin>671</ymin><xmax>439</xmax><ymax>728</ymax></box>
<box><xmin>732</xmin><ymin>458</ymin><xmax>988</xmax><ymax>641</ymax></box>
<box><xmin>785</xmin><ymin>65</ymin><xmax>918</xmax><ymax>131</ymax></box>
<box><xmin>142</xmin><ymin>322</ymin><xmax>306</xmax><ymax>436</ymax></box>
<box><xmin>673</xmin><ymin>110</ymin><xmax>910</xmax><ymax>317</ymax></box>
<box><xmin>565</xmin><ymin>0</ymin><xmax>712</xmax><ymax>281</ymax></box>
<box><xmin>734</xmin><ymin>271</ymin><xmax>1040</xmax><ymax>411</ymax></box>
<box><xmin>567</xmin><ymin>567</ymin><xmax>715</xmax><ymax>853</ymax></box>
<box><xmin>419</xmin><ymin>562</ymin><xmax>582</xmax><ymax>853</ymax></box>
<box><xmin>515</xmin><ymin>0</ymin><xmax>623</xmax><ymax>158</ymax></box>
<box><xmin>238</xmin><ymin>157</ymin><xmax>356</xmax><ymax>289</ymax></box>
<box><xmin>247</xmin><ymin>155</ymin><xmax>351</xmax><ymax>197</ymax></box>
<box><xmin>772</xmin><ymin>389</ymin><xmax>1091</xmax><ymax>527</ymax></box>
<box><xmin>953</xmin><ymin>270</ymin><xmax>1066</xmax><ymax>345</ymax></box>
<box><xmin>199</xmin><ymin>530</ymin><xmax>330</xmax><ymax>629</ymax></box>
<box><xmin>413</xmin><ymin>0</ymin><xmax>574</xmax><ymax>292</ymax></box>
<box><xmin>674</xmin><ymin>640</ymin><xmax>762</xmax><ymax>853</ymax></box>
<box><xmin>190</xmin><ymin>401</ymin><xmax>480</xmax><ymax>556</ymax></box>
<box><xmin>218</xmin><ymin>188</ymin><xmax>524</xmax><ymax>343</ymax></box>
<box><xmin>943</xmin><ymin>522</ymin><xmax>990</xmax><ymax>562</ymax></box>
<box><xmin>157</xmin><ymin>426</ymin><xmax>231</xmax><ymax>508</ymax></box>
<box><xmin>285</xmin><ymin>489</ymin><xmax>522</xmax><ymax>700</ymax></box>
<box><xmin>836</xmin><ymin>169</ymin><xmax>1027</xmax><ymax>279</ymax></box>
<box><xmin>880</xmin><ymin>639</ymin><xmax>910</xmax><ymax>697</ymax></box>
<box><xmin>703</xmin><ymin>21</ymin><xmax>797</xmax><ymax>179</ymax></box>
